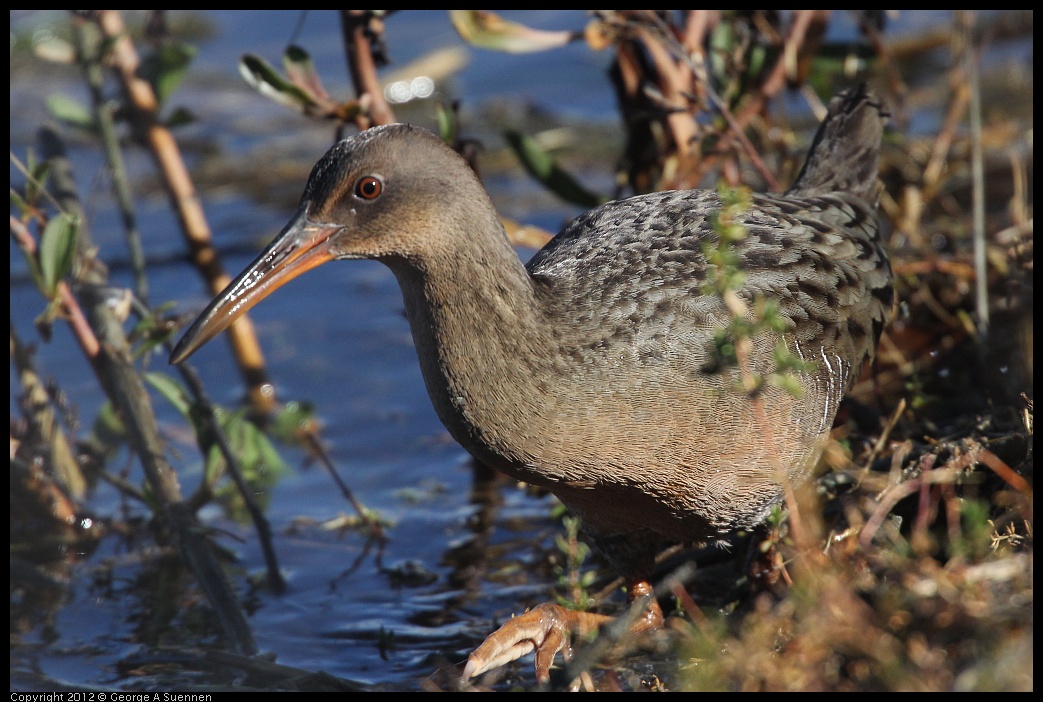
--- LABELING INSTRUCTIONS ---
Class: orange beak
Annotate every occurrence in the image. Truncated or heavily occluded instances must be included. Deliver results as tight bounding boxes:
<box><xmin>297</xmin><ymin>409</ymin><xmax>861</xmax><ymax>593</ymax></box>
<box><xmin>169</xmin><ymin>207</ymin><xmax>342</xmax><ymax>364</ymax></box>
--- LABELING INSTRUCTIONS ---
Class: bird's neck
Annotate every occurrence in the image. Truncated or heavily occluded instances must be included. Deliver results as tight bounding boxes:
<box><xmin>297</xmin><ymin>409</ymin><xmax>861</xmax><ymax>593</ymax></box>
<box><xmin>384</xmin><ymin>225</ymin><xmax>553</xmax><ymax>475</ymax></box>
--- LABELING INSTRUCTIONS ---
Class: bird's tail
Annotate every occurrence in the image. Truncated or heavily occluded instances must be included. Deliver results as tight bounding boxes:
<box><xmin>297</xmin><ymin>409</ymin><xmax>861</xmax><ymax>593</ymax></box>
<box><xmin>786</xmin><ymin>83</ymin><xmax>889</xmax><ymax>204</ymax></box>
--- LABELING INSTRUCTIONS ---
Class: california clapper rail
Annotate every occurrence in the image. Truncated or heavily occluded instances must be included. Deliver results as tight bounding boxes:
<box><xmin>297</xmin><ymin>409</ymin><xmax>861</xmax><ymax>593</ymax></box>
<box><xmin>171</xmin><ymin>84</ymin><xmax>893</xmax><ymax>684</ymax></box>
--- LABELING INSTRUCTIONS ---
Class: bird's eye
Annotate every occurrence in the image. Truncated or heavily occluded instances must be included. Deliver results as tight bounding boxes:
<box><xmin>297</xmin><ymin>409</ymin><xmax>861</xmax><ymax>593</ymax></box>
<box><xmin>355</xmin><ymin>175</ymin><xmax>383</xmax><ymax>200</ymax></box>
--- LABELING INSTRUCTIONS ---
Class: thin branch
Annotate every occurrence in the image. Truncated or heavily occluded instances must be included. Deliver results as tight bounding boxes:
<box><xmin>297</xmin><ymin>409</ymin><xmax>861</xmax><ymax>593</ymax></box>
<box><xmin>72</xmin><ymin>15</ymin><xmax>149</xmax><ymax>305</ymax></box>
<box><xmin>10</xmin><ymin>214</ymin><xmax>101</xmax><ymax>363</ymax></box>
<box><xmin>92</xmin><ymin>9</ymin><xmax>276</xmax><ymax>414</ymax></box>
<box><xmin>38</xmin><ymin>117</ymin><xmax>258</xmax><ymax>657</ymax></box>
<box><xmin>339</xmin><ymin>10</ymin><xmax>396</xmax><ymax>133</ymax></box>
<box><xmin>960</xmin><ymin>12</ymin><xmax>989</xmax><ymax>336</ymax></box>
<box><xmin>176</xmin><ymin>357</ymin><xmax>287</xmax><ymax>593</ymax></box>
<box><xmin>11</xmin><ymin>321</ymin><xmax>85</xmax><ymax>498</ymax></box>
<box><xmin>299</xmin><ymin>429</ymin><xmax>388</xmax><ymax>543</ymax></box>
<box><xmin>644</xmin><ymin>12</ymin><xmax>781</xmax><ymax>190</ymax></box>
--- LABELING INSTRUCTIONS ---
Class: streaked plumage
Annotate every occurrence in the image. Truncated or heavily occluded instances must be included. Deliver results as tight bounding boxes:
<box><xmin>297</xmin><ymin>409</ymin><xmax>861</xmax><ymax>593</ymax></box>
<box><xmin>171</xmin><ymin>84</ymin><xmax>892</xmax><ymax>683</ymax></box>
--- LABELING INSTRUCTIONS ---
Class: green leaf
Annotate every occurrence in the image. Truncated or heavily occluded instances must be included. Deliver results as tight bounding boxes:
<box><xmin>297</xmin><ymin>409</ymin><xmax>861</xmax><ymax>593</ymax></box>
<box><xmin>251</xmin><ymin>427</ymin><xmax>287</xmax><ymax>479</ymax></box>
<box><xmin>707</xmin><ymin>21</ymin><xmax>737</xmax><ymax>88</ymax></box>
<box><xmin>139</xmin><ymin>42</ymin><xmax>197</xmax><ymax>105</ymax></box>
<box><xmin>33</xmin><ymin>34</ymin><xmax>76</xmax><ymax>64</ymax></box>
<box><xmin>17</xmin><ymin>235</ymin><xmax>45</xmax><ymax>293</ymax></box>
<box><xmin>145</xmin><ymin>371</ymin><xmax>191</xmax><ymax>416</ymax></box>
<box><xmin>45</xmin><ymin>94</ymin><xmax>97</xmax><ymax>133</ymax></box>
<box><xmin>163</xmin><ymin>106</ymin><xmax>197</xmax><ymax>129</ymax></box>
<box><xmin>130</xmin><ymin>301</ymin><xmax>179</xmax><ymax>356</ymax></box>
<box><xmin>18</xmin><ymin>148</ymin><xmax>54</xmax><ymax>208</ymax></box>
<box><xmin>10</xmin><ymin>189</ymin><xmax>27</xmax><ymax>216</ymax></box>
<box><xmin>39</xmin><ymin>213</ymin><xmax>78</xmax><ymax>296</ymax></box>
<box><xmin>239</xmin><ymin>53</ymin><xmax>317</xmax><ymax>112</ymax></box>
<box><xmin>450</xmin><ymin>10</ymin><xmax>577</xmax><ymax>53</ymax></box>
<box><xmin>282</xmin><ymin>45</ymin><xmax>329</xmax><ymax>101</ymax></box>
<box><xmin>435</xmin><ymin>103</ymin><xmax>459</xmax><ymax>146</ymax></box>
<box><xmin>33</xmin><ymin>297</ymin><xmax>62</xmax><ymax>340</ymax></box>
<box><xmin>205</xmin><ymin>408</ymin><xmax>288</xmax><ymax>519</ymax></box>
<box><xmin>770</xmin><ymin>372</ymin><xmax>805</xmax><ymax>399</ymax></box>
<box><xmin>504</xmin><ymin>130</ymin><xmax>604</xmax><ymax>208</ymax></box>
<box><xmin>270</xmin><ymin>400</ymin><xmax>317</xmax><ymax>443</ymax></box>
<box><xmin>90</xmin><ymin>400</ymin><xmax>129</xmax><ymax>455</ymax></box>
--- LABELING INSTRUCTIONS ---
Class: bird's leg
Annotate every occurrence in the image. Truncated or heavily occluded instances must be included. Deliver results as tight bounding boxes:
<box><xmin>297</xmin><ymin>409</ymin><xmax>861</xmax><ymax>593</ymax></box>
<box><xmin>745</xmin><ymin>523</ymin><xmax>791</xmax><ymax>593</ymax></box>
<box><xmin>463</xmin><ymin>578</ymin><xmax>663</xmax><ymax>685</ymax></box>
<box><xmin>624</xmin><ymin>580</ymin><xmax>665</xmax><ymax>631</ymax></box>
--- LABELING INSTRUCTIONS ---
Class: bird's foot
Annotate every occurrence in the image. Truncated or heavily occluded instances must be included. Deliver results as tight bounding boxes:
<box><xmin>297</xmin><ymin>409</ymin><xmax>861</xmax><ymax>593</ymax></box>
<box><xmin>463</xmin><ymin>585</ymin><xmax>665</xmax><ymax>685</ymax></box>
<box><xmin>462</xmin><ymin>602</ymin><xmax>611</xmax><ymax>685</ymax></box>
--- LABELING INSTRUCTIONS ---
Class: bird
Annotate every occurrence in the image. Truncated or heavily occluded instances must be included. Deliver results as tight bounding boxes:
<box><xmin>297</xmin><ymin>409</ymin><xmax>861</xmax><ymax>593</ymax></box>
<box><xmin>170</xmin><ymin>84</ymin><xmax>892</xmax><ymax>685</ymax></box>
